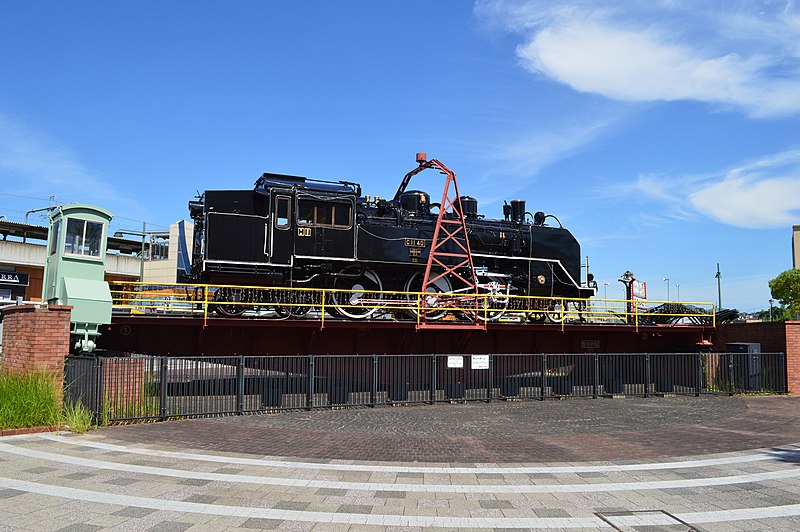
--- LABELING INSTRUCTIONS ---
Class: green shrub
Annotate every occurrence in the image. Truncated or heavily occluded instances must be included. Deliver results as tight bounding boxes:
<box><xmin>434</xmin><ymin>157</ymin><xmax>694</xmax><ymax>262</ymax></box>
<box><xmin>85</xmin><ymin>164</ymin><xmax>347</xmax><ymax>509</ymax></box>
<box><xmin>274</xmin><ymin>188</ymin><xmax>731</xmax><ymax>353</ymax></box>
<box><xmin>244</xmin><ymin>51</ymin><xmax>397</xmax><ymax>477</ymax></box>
<box><xmin>0</xmin><ymin>371</ymin><xmax>61</xmax><ymax>429</ymax></box>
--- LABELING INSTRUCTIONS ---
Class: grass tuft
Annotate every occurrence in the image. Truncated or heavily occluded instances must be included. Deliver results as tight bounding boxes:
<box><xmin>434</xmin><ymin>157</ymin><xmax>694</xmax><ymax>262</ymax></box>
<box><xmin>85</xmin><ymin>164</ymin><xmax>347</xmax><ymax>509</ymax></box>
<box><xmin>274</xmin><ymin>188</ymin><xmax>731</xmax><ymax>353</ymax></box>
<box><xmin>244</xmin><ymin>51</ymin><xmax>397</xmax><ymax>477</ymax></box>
<box><xmin>62</xmin><ymin>400</ymin><xmax>94</xmax><ymax>433</ymax></box>
<box><xmin>0</xmin><ymin>371</ymin><xmax>61</xmax><ymax>429</ymax></box>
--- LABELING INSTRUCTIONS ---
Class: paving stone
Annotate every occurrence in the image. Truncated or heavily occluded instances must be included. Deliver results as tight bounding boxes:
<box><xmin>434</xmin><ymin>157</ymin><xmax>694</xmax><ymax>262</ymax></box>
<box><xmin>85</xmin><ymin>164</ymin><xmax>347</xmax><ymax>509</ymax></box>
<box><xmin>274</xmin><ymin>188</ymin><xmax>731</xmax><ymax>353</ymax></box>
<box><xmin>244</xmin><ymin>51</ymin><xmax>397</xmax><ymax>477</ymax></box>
<box><xmin>55</xmin><ymin>525</ymin><xmax>103</xmax><ymax>532</ymax></box>
<box><xmin>213</xmin><ymin>466</ymin><xmax>243</xmax><ymax>474</ymax></box>
<box><xmin>373</xmin><ymin>491</ymin><xmax>406</xmax><ymax>499</ymax></box>
<box><xmin>315</xmin><ymin>488</ymin><xmax>348</xmax><ymax>496</ymax></box>
<box><xmin>336</xmin><ymin>504</ymin><xmax>373</xmax><ymax>514</ymax></box>
<box><xmin>478</xmin><ymin>500</ymin><xmax>514</xmax><ymax>509</ymax></box>
<box><xmin>240</xmin><ymin>517</ymin><xmax>283</xmax><ymax>529</ymax></box>
<box><xmin>103</xmin><ymin>477</ymin><xmax>141</xmax><ymax>486</ymax></box>
<box><xmin>23</xmin><ymin>466</ymin><xmax>57</xmax><ymax>474</ymax></box>
<box><xmin>57</xmin><ymin>472</ymin><xmax>94</xmax><ymax>481</ymax></box>
<box><xmin>146</xmin><ymin>522</ymin><xmax>193</xmax><ymax>532</ymax></box>
<box><xmin>111</xmin><ymin>506</ymin><xmax>157</xmax><ymax>518</ymax></box>
<box><xmin>273</xmin><ymin>500</ymin><xmax>310</xmax><ymax>511</ymax></box>
<box><xmin>177</xmin><ymin>478</ymin><xmax>211</xmax><ymax>486</ymax></box>
<box><xmin>533</xmin><ymin>508</ymin><xmax>571</xmax><ymax>518</ymax></box>
<box><xmin>181</xmin><ymin>494</ymin><xmax>219</xmax><ymax>504</ymax></box>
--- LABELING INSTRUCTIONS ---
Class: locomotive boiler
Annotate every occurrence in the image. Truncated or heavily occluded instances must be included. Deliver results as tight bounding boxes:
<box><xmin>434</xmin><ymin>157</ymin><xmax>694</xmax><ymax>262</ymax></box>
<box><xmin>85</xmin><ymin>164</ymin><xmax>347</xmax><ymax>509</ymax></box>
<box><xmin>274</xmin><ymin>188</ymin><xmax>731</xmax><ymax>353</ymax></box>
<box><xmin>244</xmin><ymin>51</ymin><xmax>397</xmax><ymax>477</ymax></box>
<box><xmin>186</xmin><ymin>157</ymin><xmax>594</xmax><ymax>320</ymax></box>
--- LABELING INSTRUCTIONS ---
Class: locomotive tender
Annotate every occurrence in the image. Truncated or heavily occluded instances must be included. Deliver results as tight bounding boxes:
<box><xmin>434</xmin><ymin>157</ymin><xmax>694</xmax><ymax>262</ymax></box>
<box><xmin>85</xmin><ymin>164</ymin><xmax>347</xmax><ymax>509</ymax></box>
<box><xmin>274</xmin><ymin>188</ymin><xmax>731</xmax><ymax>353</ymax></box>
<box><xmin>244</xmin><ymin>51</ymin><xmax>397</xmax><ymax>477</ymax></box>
<box><xmin>187</xmin><ymin>159</ymin><xmax>595</xmax><ymax>319</ymax></box>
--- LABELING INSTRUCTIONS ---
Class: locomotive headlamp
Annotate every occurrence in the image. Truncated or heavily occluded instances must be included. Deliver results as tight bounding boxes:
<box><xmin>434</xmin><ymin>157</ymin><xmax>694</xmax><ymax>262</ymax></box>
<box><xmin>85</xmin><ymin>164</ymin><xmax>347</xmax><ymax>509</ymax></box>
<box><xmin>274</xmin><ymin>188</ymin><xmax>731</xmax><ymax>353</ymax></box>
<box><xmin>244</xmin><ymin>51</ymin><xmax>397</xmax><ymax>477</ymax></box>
<box><xmin>537</xmin><ymin>275</ymin><xmax>546</xmax><ymax>285</ymax></box>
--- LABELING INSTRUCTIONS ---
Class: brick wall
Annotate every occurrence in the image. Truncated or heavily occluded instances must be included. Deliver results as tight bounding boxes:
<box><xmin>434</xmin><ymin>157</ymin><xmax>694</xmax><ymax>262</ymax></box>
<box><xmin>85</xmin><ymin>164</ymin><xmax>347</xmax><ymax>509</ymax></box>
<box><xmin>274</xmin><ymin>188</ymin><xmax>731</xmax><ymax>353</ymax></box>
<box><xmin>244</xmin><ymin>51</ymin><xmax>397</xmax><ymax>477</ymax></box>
<box><xmin>0</xmin><ymin>305</ymin><xmax>72</xmax><ymax>392</ymax></box>
<box><xmin>786</xmin><ymin>321</ymin><xmax>800</xmax><ymax>393</ymax></box>
<box><xmin>714</xmin><ymin>321</ymin><xmax>799</xmax><ymax>393</ymax></box>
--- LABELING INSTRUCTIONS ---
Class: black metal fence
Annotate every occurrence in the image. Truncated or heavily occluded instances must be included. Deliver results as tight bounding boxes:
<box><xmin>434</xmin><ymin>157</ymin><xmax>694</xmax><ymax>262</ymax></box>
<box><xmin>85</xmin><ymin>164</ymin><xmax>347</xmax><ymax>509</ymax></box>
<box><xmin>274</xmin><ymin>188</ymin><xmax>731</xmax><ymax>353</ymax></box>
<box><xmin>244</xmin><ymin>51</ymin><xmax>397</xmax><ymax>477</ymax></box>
<box><xmin>63</xmin><ymin>352</ymin><xmax>787</xmax><ymax>424</ymax></box>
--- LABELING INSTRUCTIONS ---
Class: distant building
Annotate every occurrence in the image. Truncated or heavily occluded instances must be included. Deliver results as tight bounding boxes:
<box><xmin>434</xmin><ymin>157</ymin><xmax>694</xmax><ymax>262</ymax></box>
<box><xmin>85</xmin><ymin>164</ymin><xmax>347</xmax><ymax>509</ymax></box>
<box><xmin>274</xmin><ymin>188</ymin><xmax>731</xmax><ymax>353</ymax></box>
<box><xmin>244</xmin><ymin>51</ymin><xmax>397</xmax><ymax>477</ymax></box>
<box><xmin>0</xmin><ymin>219</ymin><xmax>193</xmax><ymax>301</ymax></box>
<box><xmin>142</xmin><ymin>220</ymin><xmax>194</xmax><ymax>284</ymax></box>
<box><xmin>794</xmin><ymin>225</ymin><xmax>800</xmax><ymax>269</ymax></box>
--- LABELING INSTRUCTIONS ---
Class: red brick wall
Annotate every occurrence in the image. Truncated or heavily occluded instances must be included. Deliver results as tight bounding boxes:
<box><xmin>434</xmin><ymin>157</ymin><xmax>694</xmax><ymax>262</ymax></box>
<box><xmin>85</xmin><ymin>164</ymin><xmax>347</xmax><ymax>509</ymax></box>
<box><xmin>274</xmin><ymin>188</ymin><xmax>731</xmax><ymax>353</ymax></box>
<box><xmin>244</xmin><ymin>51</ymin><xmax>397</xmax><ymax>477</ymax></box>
<box><xmin>0</xmin><ymin>305</ymin><xmax>72</xmax><ymax>392</ymax></box>
<box><xmin>786</xmin><ymin>321</ymin><xmax>800</xmax><ymax>394</ymax></box>
<box><xmin>714</xmin><ymin>321</ymin><xmax>799</xmax><ymax>393</ymax></box>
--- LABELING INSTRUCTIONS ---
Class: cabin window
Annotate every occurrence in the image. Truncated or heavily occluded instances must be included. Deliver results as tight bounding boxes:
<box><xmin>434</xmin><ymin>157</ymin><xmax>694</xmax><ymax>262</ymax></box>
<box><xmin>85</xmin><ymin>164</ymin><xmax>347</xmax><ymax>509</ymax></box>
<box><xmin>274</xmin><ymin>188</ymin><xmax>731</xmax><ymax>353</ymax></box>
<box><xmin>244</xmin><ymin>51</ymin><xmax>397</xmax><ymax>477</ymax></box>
<box><xmin>49</xmin><ymin>218</ymin><xmax>61</xmax><ymax>255</ymax></box>
<box><xmin>64</xmin><ymin>218</ymin><xmax>103</xmax><ymax>257</ymax></box>
<box><xmin>275</xmin><ymin>196</ymin><xmax>291</xmax><ymax>229</ymax></box>
<box><xmin>296</xmin><ymin>199</ymin><xmax>352</xmax><ymax>228</ymax></box>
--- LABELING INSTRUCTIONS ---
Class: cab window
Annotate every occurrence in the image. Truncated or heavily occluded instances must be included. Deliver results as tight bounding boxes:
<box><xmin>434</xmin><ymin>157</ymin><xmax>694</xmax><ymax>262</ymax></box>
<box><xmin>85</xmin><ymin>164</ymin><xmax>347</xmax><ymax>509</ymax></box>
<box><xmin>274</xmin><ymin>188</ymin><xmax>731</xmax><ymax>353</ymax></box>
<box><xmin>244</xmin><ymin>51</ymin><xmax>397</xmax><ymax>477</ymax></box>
<box><xmin>64</xmin><ymin>218</ymin><xmax>103</xmax><ymax>257</ymax></box>
<box><xmin>296</xmin><ymin>199</ymin><xmax>351</xmax><ymax>228</ymax></box>
<box><xmin>275</xmin><ymin>196</ymin><xmax>291</xmax><ymax>229</ymax></box>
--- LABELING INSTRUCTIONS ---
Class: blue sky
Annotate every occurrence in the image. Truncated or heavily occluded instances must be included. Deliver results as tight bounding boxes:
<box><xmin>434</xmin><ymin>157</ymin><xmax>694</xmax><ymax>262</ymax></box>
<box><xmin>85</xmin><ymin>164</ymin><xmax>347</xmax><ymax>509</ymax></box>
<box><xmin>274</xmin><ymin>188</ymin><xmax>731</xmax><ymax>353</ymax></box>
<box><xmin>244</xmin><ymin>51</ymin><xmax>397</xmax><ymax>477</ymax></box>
<box><xmin>1</xmin><ymin>1</ymin><xmax>799</xmax><ymax>311</ymax></box>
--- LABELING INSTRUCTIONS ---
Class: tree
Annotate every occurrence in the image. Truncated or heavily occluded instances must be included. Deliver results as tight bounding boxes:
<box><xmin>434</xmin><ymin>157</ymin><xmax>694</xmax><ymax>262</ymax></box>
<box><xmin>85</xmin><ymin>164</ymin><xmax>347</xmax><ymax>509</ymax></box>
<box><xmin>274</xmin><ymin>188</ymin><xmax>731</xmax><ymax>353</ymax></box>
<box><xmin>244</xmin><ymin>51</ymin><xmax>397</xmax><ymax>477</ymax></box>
<box><xmin>769</xmin><ymin>269</ymin><xmax>800</xmax><ymax>318</ymax></box>
<box><xmin>756</xmin><ymin>305</ymin><xmax>792</xmax><ymax>322</ymax></box>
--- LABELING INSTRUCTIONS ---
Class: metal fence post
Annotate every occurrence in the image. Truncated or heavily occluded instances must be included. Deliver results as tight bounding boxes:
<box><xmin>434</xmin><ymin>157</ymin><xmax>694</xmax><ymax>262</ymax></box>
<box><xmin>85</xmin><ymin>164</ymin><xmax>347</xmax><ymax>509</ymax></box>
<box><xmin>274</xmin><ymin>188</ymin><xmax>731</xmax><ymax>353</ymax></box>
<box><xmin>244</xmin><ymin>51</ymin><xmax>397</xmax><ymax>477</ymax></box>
<box><xmin>593</xmin><ymin>353</ymin><xmax>599</xmax><ymax>399</ymax></box>
<box><xmin>695</xmin><ymin>353</ymin><xmax>702</xmax><ymax>396</ymax></box>
<box><xmin>430</xmin><ymin>354</ymin><xmax>437</xmax><ymax>405</ymax></box>
<box><xmin>486</xmin><ymin>354</ymin><xmax>493</xmax><ymax>402</ymax></box>
<box><xmin>728</xmin><ymin>353</ymin><xmax>736</xmax><ymax>396</ymax></box>
<box><xmin>371</xmin><ymin>354</ymin><xmax>378</xmax><ymax>407</ymax></box>
<box><xmin>160</xmin><ymin>356</ymin><xmax>169</xmax><ymax>421</ymax></box>
<box><xmin>644</xmin><ymin>353</ymin><xmax>651</xmax><ymax>398</ymax></box>
<box><xmin>307</xmin><ymin>355</ymin><xmax>314</xmax><ymax>410</ymax></box>
<box><xmin>540</xmin><ymin>353</ymin><xmax>547</xmax><ymax>401</ymax></box>
<box><xmin>236</xmin><ymin>355</ymin><xmax>245</xmax><ymax>415</ymax></box>
<box><xmin>94</xmin><ymin>357</ymin><xmax>104</xmax><ymax>425</ymax></box>
<box><xmin>781</xmin><ymin>352</ymin><xmax>787</xmax><ymax>393</ymax></box>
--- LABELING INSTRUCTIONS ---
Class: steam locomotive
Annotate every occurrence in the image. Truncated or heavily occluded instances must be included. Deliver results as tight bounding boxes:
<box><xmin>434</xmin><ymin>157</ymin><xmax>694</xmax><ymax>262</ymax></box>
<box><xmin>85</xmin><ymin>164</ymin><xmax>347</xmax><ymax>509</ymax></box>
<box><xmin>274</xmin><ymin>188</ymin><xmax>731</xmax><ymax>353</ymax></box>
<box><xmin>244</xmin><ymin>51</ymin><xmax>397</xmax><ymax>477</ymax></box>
<box><xmin>186</xmin><ymin>160</ymin><xmax>595</xmax><ymax>320</ymax></box>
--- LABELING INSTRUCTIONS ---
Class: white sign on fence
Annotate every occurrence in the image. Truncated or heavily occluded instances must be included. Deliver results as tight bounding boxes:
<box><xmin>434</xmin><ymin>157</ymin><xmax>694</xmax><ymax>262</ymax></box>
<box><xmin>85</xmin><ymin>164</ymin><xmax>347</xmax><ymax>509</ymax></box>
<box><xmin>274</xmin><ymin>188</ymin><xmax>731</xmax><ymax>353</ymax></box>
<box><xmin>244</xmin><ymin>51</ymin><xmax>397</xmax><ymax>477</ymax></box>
<box><xmin>471</xmin><ymin>354</ymin><xmax>489</xmax><ymax>370</ymax></box>
<box><xmin>447</xmin><ymin>355</ymin><xmax>464</xmax><ymax>368</ymax></box>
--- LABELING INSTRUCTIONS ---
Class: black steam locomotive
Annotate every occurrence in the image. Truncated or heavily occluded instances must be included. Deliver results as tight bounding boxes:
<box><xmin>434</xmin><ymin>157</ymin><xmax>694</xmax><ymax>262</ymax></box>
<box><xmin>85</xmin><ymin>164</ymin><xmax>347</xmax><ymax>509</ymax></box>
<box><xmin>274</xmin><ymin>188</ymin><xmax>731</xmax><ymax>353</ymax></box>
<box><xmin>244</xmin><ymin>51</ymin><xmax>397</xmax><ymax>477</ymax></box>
<box><xmin>187</xmin><ymin>161</ymin><xmax>594</xmax><ymax>320</ymax></box>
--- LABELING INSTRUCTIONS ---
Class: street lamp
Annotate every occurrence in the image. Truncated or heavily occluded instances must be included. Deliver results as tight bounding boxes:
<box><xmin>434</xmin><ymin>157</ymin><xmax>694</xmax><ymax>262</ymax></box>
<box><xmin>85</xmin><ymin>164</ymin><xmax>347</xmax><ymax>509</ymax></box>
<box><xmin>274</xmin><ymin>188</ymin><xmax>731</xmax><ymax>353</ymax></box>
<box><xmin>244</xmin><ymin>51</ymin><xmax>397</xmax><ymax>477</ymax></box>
<box><xmin>769</xmin><ymin>299</ymin><xmax>774</xmax><ymax>321</ymax></box>
<box><xmin>603</xmin><ymin>282</ymin><xmax>609</xmax><ymax>301</ymax></box>
<box><xmin>663</xmin><ymin>277</ymin><xmax>670</xmax><ymax>301</ymax></box>
<box><xmin>676</xmin><ymin>283</ymin><xmax>680</xmax><ymax>302</ymax></box>
<box><xmin>114</xmin><ymin>222</ymin><xmax>147</xmax><ymax>282</ymax></box>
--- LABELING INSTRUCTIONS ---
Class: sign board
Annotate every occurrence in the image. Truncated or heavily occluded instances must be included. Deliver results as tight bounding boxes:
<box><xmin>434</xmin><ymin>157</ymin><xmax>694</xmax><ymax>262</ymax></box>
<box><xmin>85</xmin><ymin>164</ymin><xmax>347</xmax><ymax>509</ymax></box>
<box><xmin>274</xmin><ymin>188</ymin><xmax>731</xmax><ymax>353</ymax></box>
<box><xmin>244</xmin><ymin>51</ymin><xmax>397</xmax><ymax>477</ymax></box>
<box><xmin>447</xmin><ymin>355</ymin><xmax>464</xmax><ymax>368</ymax></box>
<box><xmin>632</xmin><ymin>280</ymin><xmax>648</xmax><ymax>312</ymax></box>
<box><xmin>580</xmin><ymin>339</ymin><xmax>600</xmax><ymax>349</ymax></box>
<box><xmin>0</xmin><ymin>271</ymin><xmax>29</xmax><ymax>286</ymax></box>
<box><xmin>632</xmin><ymin>280</ymin><xmax>647</xmax><ymax>300</ymax></box>
<box><xmin>471</xmin><ymin>354</ymin><xmax>489</xmax><ymax>370</ymax></box>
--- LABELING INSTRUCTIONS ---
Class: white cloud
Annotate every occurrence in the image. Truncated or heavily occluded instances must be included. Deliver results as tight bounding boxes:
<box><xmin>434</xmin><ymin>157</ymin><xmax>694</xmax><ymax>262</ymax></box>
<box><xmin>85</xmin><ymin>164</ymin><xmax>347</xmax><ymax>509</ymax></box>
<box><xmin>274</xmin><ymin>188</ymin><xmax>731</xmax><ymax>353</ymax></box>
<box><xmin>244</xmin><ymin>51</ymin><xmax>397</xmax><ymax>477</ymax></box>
<box><xmin>470</xmin><ymin>113</ymin><xmax>623</xmax><ymax>205</ymax></box>
<box><xmin>0</xmin><ymin>113</ymin><xmax>109</xmax><ymax>196</ymax></box>
<box><xmin>0</xmin><ymin>112</ymin><xmax>147</xmax><ymax>224</ymax></box>
<box><xmin>615</xmin><ymin>149</ymin><xmax>800</xmax><ymax>229</ymax></box>
<box><xmin>477</xmin><ymin>0</ymin><xmax>800</xmax><ymax>117</ymax></box>
<box><xmin>689</xmin><ymin>150</ymin><xmax>800</xmax><ymax>228</ymax></box>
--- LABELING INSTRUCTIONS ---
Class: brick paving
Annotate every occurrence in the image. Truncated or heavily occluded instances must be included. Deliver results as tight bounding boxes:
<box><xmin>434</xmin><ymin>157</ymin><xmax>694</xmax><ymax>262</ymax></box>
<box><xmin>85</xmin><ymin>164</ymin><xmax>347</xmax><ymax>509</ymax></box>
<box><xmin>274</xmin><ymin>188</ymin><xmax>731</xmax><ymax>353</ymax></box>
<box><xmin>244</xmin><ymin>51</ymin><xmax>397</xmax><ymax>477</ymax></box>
<box><xmin>93</xmin><ymin>395</ymin><xmax>798</xmax><ymax>462</ymax></box>
<box><xmin>3</xmin><ymin>394</ymin><xmax>800</xmax><ymax>530</ymax></box>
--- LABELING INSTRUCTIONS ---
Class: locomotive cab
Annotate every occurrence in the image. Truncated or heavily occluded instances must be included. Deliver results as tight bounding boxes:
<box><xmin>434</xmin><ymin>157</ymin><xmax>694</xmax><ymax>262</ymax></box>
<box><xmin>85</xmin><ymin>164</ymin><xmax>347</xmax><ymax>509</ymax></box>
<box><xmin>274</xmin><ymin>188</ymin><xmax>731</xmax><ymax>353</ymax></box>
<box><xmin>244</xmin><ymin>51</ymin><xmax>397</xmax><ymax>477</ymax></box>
<box><xmin>190</xmin><ymin>173</ymin><xmax>358</xmax><ymax>285</ymax></box>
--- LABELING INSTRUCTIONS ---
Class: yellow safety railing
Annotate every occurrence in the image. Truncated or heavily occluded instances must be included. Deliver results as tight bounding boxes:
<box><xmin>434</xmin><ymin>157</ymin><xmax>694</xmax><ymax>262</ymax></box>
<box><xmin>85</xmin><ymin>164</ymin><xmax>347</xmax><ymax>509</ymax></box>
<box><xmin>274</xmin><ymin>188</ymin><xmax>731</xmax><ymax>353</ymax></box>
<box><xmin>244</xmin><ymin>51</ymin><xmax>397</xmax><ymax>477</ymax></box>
<box><xmin>108</xmin><ymin>281</ymin><xmax>716</xmax><ymax>328</ymax></box>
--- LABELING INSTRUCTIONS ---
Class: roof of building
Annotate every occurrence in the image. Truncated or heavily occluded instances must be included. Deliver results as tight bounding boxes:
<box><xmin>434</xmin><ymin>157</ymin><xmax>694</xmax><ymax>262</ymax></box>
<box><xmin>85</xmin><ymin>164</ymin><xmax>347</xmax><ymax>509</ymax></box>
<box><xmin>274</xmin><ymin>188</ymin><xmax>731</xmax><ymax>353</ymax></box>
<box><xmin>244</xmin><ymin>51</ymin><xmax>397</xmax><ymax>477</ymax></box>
<box><xmin>0</xmin><ymin>220</ymin><xmax>144</xmax><ymax>255</ymax></box>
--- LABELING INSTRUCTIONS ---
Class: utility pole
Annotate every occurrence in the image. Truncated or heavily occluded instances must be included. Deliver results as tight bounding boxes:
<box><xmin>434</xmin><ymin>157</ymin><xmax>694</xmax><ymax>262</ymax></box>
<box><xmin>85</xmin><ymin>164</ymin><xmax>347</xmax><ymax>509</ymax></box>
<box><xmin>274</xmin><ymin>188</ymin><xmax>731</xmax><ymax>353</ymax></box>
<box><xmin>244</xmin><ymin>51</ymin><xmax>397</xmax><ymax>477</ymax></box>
<box><xmin>715</xmin><ymin>263</ymin><xmax>722</xmax><ymax>309</ymax></box>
